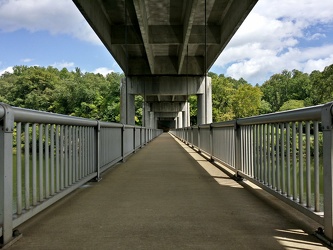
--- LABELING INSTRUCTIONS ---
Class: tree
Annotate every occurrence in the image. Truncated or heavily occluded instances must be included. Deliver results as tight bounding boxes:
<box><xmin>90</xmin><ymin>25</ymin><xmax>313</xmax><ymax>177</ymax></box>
<box><xmin>279</xmin><ymin>100</ymin><xmax>305</xmax><ymax>111</ymax></box>
<box><xmin>232</xmin><ymin>84</ymin><xmax>262</xmax><ymax>118</ymax></box>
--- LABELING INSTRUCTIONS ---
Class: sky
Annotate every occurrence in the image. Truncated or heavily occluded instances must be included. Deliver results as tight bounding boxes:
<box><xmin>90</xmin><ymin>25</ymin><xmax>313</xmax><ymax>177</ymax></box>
<box><xmin>0</xmin><ymin>0</ymin><xmax>333</xmax><ymax>85</ymax></box>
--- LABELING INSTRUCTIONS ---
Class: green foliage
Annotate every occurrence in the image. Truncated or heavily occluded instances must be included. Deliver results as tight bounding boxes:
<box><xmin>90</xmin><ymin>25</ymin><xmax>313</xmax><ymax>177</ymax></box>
<box><xmin>211</xmin><ymin>74</ymin><xmax>262</xmax><ymax>121</ymax></box>
<box><xmin>279</xmin><ymin>100</ymin><xmax>305</xmax><ymax>111</ymax></box>
<box><xmin>260</xmin><ymin>67</ymin><xmax>332</xmax><ymax>112</ymax></box>
<box><xmin>0</xmin><ymin>65</ymin><xmax>124</xmax><ymax>122</ymax></box>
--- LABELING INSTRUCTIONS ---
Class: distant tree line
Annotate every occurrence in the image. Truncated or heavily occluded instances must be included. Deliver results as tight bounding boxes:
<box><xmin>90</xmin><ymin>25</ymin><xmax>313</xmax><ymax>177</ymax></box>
<box><xmin>206</xmin><ymin>64</ymin><xmax>333</xmax><ymax>122</ymax></box>
<box><xmin>0</xmin><ymin>64</ymin><xmax>332</xmax><ymax>124</ymax></box>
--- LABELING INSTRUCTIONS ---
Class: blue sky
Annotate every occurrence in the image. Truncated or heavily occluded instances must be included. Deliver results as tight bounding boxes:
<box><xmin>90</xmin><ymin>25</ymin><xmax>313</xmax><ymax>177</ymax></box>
<box><xmin>1</xmin><ymin>0</ymin><xmax>333</xmax><ymax>85</ymax></box>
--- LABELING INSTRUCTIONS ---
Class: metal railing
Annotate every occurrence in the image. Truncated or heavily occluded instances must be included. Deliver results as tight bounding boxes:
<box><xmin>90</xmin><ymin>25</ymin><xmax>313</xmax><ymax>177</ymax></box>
<box><xmin>171</xmin><ymin>102</ymin><xmax>333</xmax><ymax>241</ymax></box>
<box><xmin>0</xmin><ymin>103</ymin><xmax>162</xmax><ymax>245</ymax></box>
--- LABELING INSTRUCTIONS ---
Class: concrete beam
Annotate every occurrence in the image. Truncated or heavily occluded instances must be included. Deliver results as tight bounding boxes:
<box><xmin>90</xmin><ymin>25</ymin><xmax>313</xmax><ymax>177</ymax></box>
<box><xmin>73</xmin><ymin>0</ymin><xmax>128</xmax><ymax>74</ymax></box>
<box><xmin>145</xmin><ymin>95</ymin><xmax>187</xmax><ymax>102</ymax></box>
<box><xmin>154</xmin><ymin>112</ymin><xmax>178</xmax><ymax>118</ymax></box>
<box><xmin>126</xmin><ymin>76</ymin><xmax>206</xmax><ymax>95</ymax></box>
<box><xmin>178</xmin><ymin>0</ymin><xmax>199</xmax><ymax>74</ymax></box>
<box><xmin>151</xmin><ymin>102</ymin><xmax>185</xmax><ymax>113</ymax></box>
<box><xmin>110</xmin><ymin>25</ymin><xmax>221</xmax><ymax>45</ymax></box>
<box><xmin>133</xmin><ymin>0</ymin><xmax>155</xmax><ymax>74</ymax></box>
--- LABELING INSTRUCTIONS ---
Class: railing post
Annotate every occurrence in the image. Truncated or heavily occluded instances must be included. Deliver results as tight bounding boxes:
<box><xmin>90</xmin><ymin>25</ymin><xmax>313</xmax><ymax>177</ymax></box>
<box><xmin>121</xmin><ymin>124</ymin><xmax>125</xmax><ymax>162</ymax></box>
<box><xmin>140</xmin><ymin>127</ymin><xmax>143</xmax><ymax>148</ymax></box>
<box><xmin>0</xmin><ymin>103</ymin><xmax>14</xmax><ymax>246</ymax></box>
<box><xmin>133</xmin><ymin>127</ymin><xmax>136</xmax><ymax>153</ymax></box>
<box><xmin>210</xmin><ymin>124</ymin><xmax>214</xmax><ymax>162</ymax></box>
<box><xmin>198</xmin><ymin>126</ymin><xmax>201</xmax><ymax>153</ymax></box>
<box><xmin>322</xmin><ymin>102</ymin><xmax>333</xmax><ymax>240</ymax></box>
<box><xmin>234</xmin><ymin>120</ymin><xmax>242</xmax><ymax>179</ymax></box>
<box><xmin>95</xmin><ymin>121</ymin><xmax>101</xmax><ymax>181</ymax></box>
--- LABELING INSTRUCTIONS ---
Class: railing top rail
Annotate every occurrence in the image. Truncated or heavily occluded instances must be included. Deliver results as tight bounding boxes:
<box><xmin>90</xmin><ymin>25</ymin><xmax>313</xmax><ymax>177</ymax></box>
<box><xmin>211</xmin><ymin>120</ymin><xmax>235</xmax><ymax>128</ymax></box>
<box><xmin>198</xmin><ymin>124</ymin><xmax>211</xmax><ymax>129</ymax></box>
<box><xmin>12</xmin><ymin>107</ymin><xmax>98</xmax><ymax>126</ymax></box>
<box><xmin>237</xmin><ymin>103</ymin><xmax>328</xmax><ymax>126</ymax></box>
<box><xmin>0</xmin><ymin>104</ymin><xmax>160</xmax><ymax>130</ymax></box>
<box><xmin>99</xmin><ymin>121</ymin><xmax>124</xmax><ymax>128</ymax></box>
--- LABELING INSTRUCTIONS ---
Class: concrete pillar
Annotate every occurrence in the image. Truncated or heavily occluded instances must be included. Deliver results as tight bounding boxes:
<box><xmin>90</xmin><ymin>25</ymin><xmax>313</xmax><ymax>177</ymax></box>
<box><xmin>197</xmin><ymin>94</ymin><xmax>205</xmax><ymax>125</ymax></box>
<box><xmin>205</xmin><ymin>76</ymin><xmax>213</xmax><ymax>124</ymax></box>
<box><xmin>120</xmin><ymin>78</ymin><xmax>135</xmax><ymax>125</ymax></box>
<box><xmin>149</xmin><ymin>111</ymin><xmax>155</xmax><ymax>129</ymax></box>
<box><xmin>197</xmin><ymin>77</ymin><xmax>212</xmax><ymax>125</ymax></box>
<box><xmin>182</xmin><ymin>101</ymin><xmax>190</xmax><ymax>127</ymax></box>
<box><xmin>177</xmin><ymin>112</ymin><xmax>183</xmax><ymax>128</ymax></box>
<box><xmin>144</xmin><ymin>102</ymin><xmax>150</xmax><ymax>127</ymax></box>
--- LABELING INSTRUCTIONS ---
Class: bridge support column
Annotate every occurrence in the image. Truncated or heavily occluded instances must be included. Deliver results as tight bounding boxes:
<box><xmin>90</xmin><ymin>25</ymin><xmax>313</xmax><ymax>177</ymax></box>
<box><xmin>120</xmin><ymin>78</ymin><xmax>135</xmax><ymax>125</ymax></box>
<box><xmin>182</xmin><ymin>101</ymin><xmax>190</xmax><ymax>127</ymax></box>
<box><xmin>143</xmin><ymin>102</ymin><xmax>151</xmax><ymax>128</ymax></box>
<box><xmin>149</xmin><ymin>111</ymin><xmax>155</xmax><ymax>129</ymax></box>
<box><xmin>177</xmin><ymin>112</ymin><xmax>183</xmax><ymax>128</ymax></box>
<box><xmin>197</xmin><ymin>77</ymin><xmax>212</xmax><ymax>125</ymax></box>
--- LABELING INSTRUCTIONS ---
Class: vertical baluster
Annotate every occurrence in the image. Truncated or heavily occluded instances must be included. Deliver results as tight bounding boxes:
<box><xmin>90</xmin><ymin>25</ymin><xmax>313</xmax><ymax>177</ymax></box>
<box><xmin>267</xmin><ymin>124</ymin><xmax>271</xmax><ymax>186</ymax></box>
<box><xmin>84</xmin><ymin>127</ymin><xmax>87</xmax><ymax>176</ymax></box>
<box><xmin>73</xmin><ymin>126</ymin><xmax>76</xmax><ymax>182</ymax></box>
<box><xmin>90</xmin><ymin>127</ymin><xmax>92</xmax><ymax>173</ymax></box>
<box><xmin>299</xmin><ymin>122</ymin><xmax>304</xmax><ymax>205</ymax></box>
<box><xmin>254</xmin><ymin>125</ymin><xmax>258</xmax><ymax>180</ymax></box>
<box><xmin>306</xmin><ymin>121</ymin><xmax>311</xmax><ymax>208</ymax></box>
<box><xmin>32</xmin><ymin>124</ymin><xmax>37</xmax><ymax>205</ymax></box>
<box><xmin>249</xmin><ymin>126</ymin><xmax>253</xmax><ymax>177</ymax></box>
<box><xmin>69</xmin><ymin>126</ymin><xmax>72</xmax><ymax>185</ymax></box>
<box><xmin>263</xmin><ymin>124</ymin><xmax>267</xmax><ymax>184</ymax></box>
<box><xmin>275</xmin><ymin>123</ymin><xmax>281</xmax><ymax>192</ymax></box>
<box><xmin>60</xmin><ymin>125</ymin><xmax>64</xmax><ymax>190</ymax></box>
<box><xmin>56</xmin><ymin>125</ymin><xmax>60</xmax><ymax>192</ymax></box>
<box><xmin>39</xmin><ymin>124</ymin><xmax>44</xmax><ymax>201</ymax></box>
<box><xmin>286</xmin><ymin>123</ymin><xmax>291</xmax><ymax>197</ymax></box>
<box><xmin>79</xmin><ymin>127</ymin><xmax>82</xmax><ymax>179</ymax></box>
<box><xmin>16</xmin><ymin>123</ymin><xmax>22</xmax><ymax>215</ymax></box>
<box><xmin>64</xmin><ymin>126</ymin><xmax>69</xmax><ymax>187</ymax></box>
<box><xmin>259</xmin><ymin>124</ymin><xmax>263</xmax><ymax>182</ymax></box>
<box><xmin>45</xmin><ymin>124</ymin><xmax>50</xmax><ymax>198</ymax></box>
<box><xmin>314</xmin><ymin>121</ymin><xmax>320</xmax><ymax>211</ymax></box>
<box><xmin>50</xmin><ymin>125</ymin><xmax>55</xmax><ymax>196</ymax></box>
<box><xmin>271</xmin><ymin>124</ymin><xmax>275</xmax><ymax>189</ymax></box>
<box><xmin>292</xmin><ymin>122</ymin><xmax>297</xmax><ymax>200</ymax></box>
<box><xmin>281</xmin><ymin>123</ymin><xmax>285</xmax><ymax>194</ymax></box>
<box><xmin>24</xmin><ymin>123</ymin><xmax>30</xmax><ymax>210</ymax></box>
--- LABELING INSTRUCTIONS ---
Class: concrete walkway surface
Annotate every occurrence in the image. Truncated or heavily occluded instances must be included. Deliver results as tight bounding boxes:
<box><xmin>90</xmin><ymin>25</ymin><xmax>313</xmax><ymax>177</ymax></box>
<box><xmin>8</xmin><ymin>133</ymin><xmax>330</xmax><ymax>249</ymax></box>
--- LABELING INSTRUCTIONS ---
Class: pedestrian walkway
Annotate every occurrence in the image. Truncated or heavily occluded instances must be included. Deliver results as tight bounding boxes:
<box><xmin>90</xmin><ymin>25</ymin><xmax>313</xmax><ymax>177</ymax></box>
<box><xmin>8</xmin><ymin>133</ymin><xmax>329</xmax><ymax>249</ymax></box>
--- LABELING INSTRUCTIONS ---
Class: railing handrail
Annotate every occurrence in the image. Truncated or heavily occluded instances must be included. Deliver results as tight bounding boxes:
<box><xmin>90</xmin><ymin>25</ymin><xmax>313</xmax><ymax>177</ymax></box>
<box><xmin>237</xmin><ymin>103</ymin><xmax>327</xmax><ymax>125</ymax></box>
<box><xmin>0</xmin><ymin>105</ymin><xmax>151</xmax><ymax>130</ymax></box>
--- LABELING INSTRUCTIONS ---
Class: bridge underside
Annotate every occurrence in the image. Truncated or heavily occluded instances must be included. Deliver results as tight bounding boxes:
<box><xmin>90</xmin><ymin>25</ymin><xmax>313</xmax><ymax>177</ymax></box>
<box><xmin>73</xmin><ymin>0</ymin><xmax>258</xmax><ymax>126</ymax></box>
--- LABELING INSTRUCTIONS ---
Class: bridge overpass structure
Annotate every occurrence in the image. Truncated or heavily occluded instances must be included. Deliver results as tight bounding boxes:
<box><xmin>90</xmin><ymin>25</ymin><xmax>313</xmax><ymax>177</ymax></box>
<box><xmin>73</xmin><ymin>0</ymin><xmax>258</xmax><ymax>128</ymax></box>
<box><xmin>2</xmin><ymin>0</ymin><xmax>333</xmax><ymax>249</ymax></box>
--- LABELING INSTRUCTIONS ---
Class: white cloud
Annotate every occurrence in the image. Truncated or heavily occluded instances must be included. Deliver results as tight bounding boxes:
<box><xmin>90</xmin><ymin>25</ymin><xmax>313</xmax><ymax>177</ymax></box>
<box><xmin>51</xmin><ymin>61</ymin><xmax>75</xmax><ymax>70</ymax></box>
<box><xmin>0</xmin><ymin>66</ymin><xmax>13</xmax><ymax>76</ymax></box>
<box><xmin>215</xmin><ymin>0</ymin><xmax>333</xmax><ymax>84</ymax></box>
<box><xmin>21</xmin><ymin>58</ymin><xmax>33</xmax><ymax>63</ymax></box>
<box><xmin>0</xmin><ymin>0</ymin><xmax>101</xmax><ymax>45</ymax></box>
<box><xmin>93</xmin><ymin>67</ymin><xmax>114</xmax><ymax>76</ymax></box>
